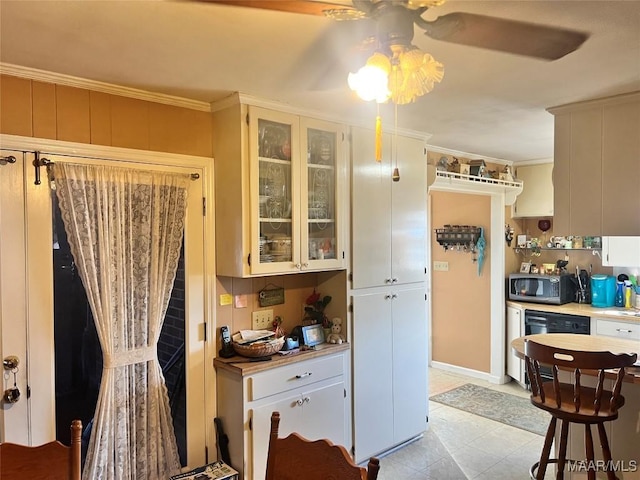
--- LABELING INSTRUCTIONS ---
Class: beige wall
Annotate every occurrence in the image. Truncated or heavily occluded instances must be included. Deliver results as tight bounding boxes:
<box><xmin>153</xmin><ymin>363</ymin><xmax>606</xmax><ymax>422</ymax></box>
<box><xmin>216</xmin><ymin>274</ymin><xmax>327</xmax><ymax>336</ymax></box>
<box><xmin>0</xmin><ymin>74</ymin><xmax>213</xmax><ymax>157</ymax></box>
<box><xmin>430</xmin><ymin>191</ymin><xmax>491</xmax><ymax>373</ymax></box>
<box><xmin>507</xmin><ymin>217</ymin><xmax>613</xmax><ymax>277</ymax></box>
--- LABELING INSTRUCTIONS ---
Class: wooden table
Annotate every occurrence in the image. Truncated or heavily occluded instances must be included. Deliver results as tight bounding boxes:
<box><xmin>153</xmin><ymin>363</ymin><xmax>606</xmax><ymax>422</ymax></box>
<box><xmin>511</xmin><ymin>333</ymin><xmax>640</xmax><ymax>384</ymax></box>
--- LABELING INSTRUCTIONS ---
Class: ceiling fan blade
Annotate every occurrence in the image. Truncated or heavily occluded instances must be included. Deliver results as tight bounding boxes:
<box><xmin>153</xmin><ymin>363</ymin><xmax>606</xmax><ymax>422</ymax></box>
<box><xmin>416</xmin><ymin>12</ymin><xmax>589</xmax><ymax>60</ymax></box>
<box><xmin>200</xmin><ymin>0</ymin><xmax>357</xmax><ymax>17</ymax></box>
<box><xmin>282</xmin><ymin>19</ymin><xmax>376</xmax><ymax>91</ymax></box>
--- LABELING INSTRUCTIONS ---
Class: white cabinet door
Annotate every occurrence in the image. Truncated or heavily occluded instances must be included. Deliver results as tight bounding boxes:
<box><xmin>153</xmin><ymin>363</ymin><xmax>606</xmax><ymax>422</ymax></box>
<box><xmin>352</xmin><ymin>286</ymin><xmax>427</xmax><ymax>461</ymax></box>
<box><xmin>300</xmin><ymin>117</ymin><xmax>346</xmax><ymax>271</ymax></box>
<box><xmin>251</xmin><ymin>381</ymin><xmax>345</xmax><ymax>480</ymax></box>
<box><xmin>351</xmin><ymin>127</ymin><xmax>393</xmax><ymax>289</ymax></box>
<box><xmin>601</xmin><ymin>236</ymin><xmax>640</xmax><ymax>267</ymax></box>
<box><xmin>249</xmin><ymin>107</ymin><xmax>301</xmax><ymax>275</ymax></box>
<box><xmin>512</xmin><ymin>163</ymin><xmax>554</xmax><ymax>218</ymax></box>
<box><xmin>391</xmin><ymin>136</ymin><xmax>427</xmax><ymax>285</ymax></box>
<box><xmin>391</xmin><ymin>286</ymin><xmax>428</xmax><ymax>443</ymax></box>
<box><xmin>352</xmin><ymin>291</ymin><xmax>394</xmax><ymax>462</ymax></box>
<box><xmin>506</xmin><ymin>305</ymin><xmax>524</xmax><ymax>384</ymax></box>
<box><xmin>351</xmin><ymin>128</ymin><xmax>426</xmax><ymax>288</ymax></box>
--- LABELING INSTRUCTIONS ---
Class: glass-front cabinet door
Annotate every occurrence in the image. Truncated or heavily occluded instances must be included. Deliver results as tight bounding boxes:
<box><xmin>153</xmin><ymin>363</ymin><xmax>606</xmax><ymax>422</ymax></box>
<box><xmin>249</xmin><ymin>107</ymin><xmax>300</xmax><ymax>275</ymax></box>
<box><xmin>300</xmin><ymin>118</ymin><xmax>345</xmax><ymax>270</ymax></box>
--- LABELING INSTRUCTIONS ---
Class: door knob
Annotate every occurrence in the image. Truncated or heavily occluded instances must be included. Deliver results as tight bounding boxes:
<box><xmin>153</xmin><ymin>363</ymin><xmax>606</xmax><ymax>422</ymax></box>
<box><xmin>3</xmin><ymin>356</ymin><xmax>19</xmax><ymax>370</ymax></box>
<box><xmin>3</xmin><ymin>387</ymin><xmax>20</xmax><ymax>404</ymax></box>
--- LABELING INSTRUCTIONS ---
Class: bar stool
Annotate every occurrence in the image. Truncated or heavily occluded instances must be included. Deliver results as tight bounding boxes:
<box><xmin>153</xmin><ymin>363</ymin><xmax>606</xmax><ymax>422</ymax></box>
<box><xmin>524</xmin><ymin>339</ymin><xmax>637</xmax><ymax>480</ymax></box>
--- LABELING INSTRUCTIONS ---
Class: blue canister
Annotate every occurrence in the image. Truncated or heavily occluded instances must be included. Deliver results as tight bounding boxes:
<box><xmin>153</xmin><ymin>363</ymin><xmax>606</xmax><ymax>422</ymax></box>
<box><xmin>591</xmin><ymin>275</ymin><xmax>616</xmax><ymax>307</ymax></box>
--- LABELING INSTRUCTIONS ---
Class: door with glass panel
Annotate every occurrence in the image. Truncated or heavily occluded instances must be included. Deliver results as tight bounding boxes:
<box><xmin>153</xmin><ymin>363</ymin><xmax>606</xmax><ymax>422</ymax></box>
<box><xmin>0</xmin><ymin>146</ymin><xmax>208</xmax><ymax>470</ymax></box>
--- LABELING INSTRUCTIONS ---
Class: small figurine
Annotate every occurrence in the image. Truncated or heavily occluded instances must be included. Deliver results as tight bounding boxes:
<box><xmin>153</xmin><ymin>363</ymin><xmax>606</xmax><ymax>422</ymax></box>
<box><xmin>501</xmin><ymin>165</ymin><xmax>514</xmax><ymax>182</ymax></box>
<box><xmin>326</xmin><ymin>318</ymin><xmax>345</xmax><ymax>344</ymax></box>
<box><xmin>436</xmin><ymin>156</ymin><xmax>449</xmax><ymax>171</ymax></box>
<box><xmin>272</xmin><ymin>316</ymin><xmax>285</xmax><ymax>338</ymax></box>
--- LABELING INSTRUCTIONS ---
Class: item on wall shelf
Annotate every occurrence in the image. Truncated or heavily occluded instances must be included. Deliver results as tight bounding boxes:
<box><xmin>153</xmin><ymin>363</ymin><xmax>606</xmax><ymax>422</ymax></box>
<box><xmin>468</xmin><ymin>159</ymin><xmax>486</xmax><ymax>176</ymax></box>
<box><xmin>505</xmin><ymin>224</ymin><xmax>514</xmax><ymax>246</ymax></box>
<box><xmin>258</xmin><ymin>284</ymin><xmax>285</xmax><ymax>307</ymax></box>
<box><xmin>435</xmin><ymin>225</ymin><xmax>482</xmax><ymax>252</ymax></box>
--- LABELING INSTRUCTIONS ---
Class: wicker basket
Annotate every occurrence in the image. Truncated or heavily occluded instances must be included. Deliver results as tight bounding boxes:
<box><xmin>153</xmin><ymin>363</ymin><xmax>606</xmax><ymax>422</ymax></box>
<box><xmin>233</xmin><ymin>336</ymin><xmax>285</xmax><ymax>358</ymax></box>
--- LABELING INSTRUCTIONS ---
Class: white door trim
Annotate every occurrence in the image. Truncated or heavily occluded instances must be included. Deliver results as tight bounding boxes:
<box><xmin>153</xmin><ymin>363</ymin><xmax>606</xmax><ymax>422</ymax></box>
<box><xmin>0</xmin><ymin>134</ymin><xmax>216</xmax><ymax>469</ymax></box>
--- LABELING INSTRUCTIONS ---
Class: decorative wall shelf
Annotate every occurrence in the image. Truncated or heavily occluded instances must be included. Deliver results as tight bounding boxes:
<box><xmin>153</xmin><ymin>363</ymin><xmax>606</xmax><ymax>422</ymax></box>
<box><xmin>427</xmin><ymin>165</ymin><xmax>523</xmax><ymax>205</ymax></box>
<box><xmin>436</xmin><ymin>225</ymin><xmax>482</xmax><ymax>252</ymax></box>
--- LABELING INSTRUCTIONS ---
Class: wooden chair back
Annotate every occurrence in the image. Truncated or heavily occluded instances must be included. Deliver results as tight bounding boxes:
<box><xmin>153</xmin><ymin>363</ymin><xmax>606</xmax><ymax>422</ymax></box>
<box><xmin>0</xmin><ymin>419</ymin><xmax>82</xmax><ymax>480</ymax></box>
<box><xmin>265</xmin><ymin>411</ymin><xmax>379</xmax><ymax>480</ymax></box>
<box><xmin>524</xmin><ymin>339</ymin><xmax>637</xmax><ymax>418</ymax></box>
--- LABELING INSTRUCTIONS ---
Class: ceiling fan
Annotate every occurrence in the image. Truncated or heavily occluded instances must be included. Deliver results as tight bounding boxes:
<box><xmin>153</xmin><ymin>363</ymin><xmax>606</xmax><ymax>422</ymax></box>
<box><xmin>204</xmin><ymin>0</ymin><xmax>589</xmax><ymax>61</ymax></box>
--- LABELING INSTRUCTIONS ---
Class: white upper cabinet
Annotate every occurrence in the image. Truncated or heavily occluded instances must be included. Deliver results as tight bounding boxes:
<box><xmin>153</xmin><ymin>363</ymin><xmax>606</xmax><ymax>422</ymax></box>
<box><xmin>512</xmin><ymin>163</ymin><xmax>554</xmax><ymax>218</ymax></box>
<box><xmin>351</xmin><ymin>126</ymin><xmax>427</xmax><ymax>289</ymax></box>
<box><xmin>213</xmin><ymin>100</ymin><xmax>347</xmax><ymax>277</ymax></box>
<box><xmin>601</xmin><ymin>236</ymin><xmax>640</xmax><ymax>267</ymax></box>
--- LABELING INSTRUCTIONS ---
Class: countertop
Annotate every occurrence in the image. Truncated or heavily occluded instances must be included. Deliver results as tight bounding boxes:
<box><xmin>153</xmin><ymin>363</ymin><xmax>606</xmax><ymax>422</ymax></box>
<box><xmin>213</xmin><ymin>342</ymin><xmax>350</xmax><ymax>376</ymax></box>
<box><xmin>511</xmin><ymin>333</ymin><xmax>640</xmax><ymax>384</ymax></box>
<box><xmin>507</xmin><ymin>300</ymin><xmax>640</xmax><ymax>323</ymax></box>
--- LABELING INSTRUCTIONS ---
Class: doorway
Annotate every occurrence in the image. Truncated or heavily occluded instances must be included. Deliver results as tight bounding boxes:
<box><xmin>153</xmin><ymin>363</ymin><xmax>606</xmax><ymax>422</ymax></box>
<box><xmin>0</xmin><ymin>139</ymin><xmax>213</xmax><ymax>470</ymax></box>
<box><xmin>52</xmin><ymin>193</ymin><xmax>188</xmax><ymax>465</ymax></box>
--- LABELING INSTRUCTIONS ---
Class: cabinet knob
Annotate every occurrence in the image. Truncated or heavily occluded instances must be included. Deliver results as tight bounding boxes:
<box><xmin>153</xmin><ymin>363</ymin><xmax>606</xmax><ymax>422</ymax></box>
<box><xmin>391</xmin><ymin>294</ymin><xmax>398</xmax><ymax>299</ymax></box>
<box><xmin>302</xmin><ymin>262</ymin><xmax>309</xmax><ymax>268</ymax></box>
<box><xmin>391</xmin><ymin>278</ymin><xmax>398</xmax><ymax>283</ymax></box>
<box><xmin>303</xmin><ymin>396</ymin><xmax>310</xmax><ymax>404</ymax></box>
<box><xmin>384</xmin><ymin>294</ymin><xmax>392</xmax><ymax>300</ymax></box>
<box><xmin>295</xmin><ymin>263</ymin><xmax>301</xmax><ymax>269</ymax></box>
<box><xmin>296</xmin><ymin>398</ymin><xmax>304</xmax><ymax>406</ymax></box>
<box><xmin>385</xmin><ymin>278</ymin><xmax>392</xmax><ymax>284</ymax></box>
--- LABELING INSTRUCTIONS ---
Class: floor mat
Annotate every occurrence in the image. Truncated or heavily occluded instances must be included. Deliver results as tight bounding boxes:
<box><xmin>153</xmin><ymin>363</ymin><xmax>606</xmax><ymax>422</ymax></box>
<box><xmin>430</xmin><ymin>383</ymin><xmax>549</xmax><ymax>436</ymax></box>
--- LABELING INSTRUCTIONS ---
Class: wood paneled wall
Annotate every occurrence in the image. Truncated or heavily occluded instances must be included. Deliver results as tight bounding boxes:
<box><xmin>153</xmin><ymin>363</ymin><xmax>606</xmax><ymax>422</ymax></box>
<box><xmin>0</xmin><ymin>74</ymin><xmax>213</xmax><ymax>157</ymax></box>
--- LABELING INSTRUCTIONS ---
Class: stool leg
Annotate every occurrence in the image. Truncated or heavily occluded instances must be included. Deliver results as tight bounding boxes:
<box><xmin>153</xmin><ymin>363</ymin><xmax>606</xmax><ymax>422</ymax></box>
<box><xmin>538</xmin><ymin>417</ymin><xmax>557</xmax><ymax>480</ymax></box>
<box><xmin>585</xmin><ymin>424</ymin><xmax>595</xmax><ymax>480</ymax></box>
<box><xmin>596</xmin><ymin>423</ymin><xmax>617</xmax><ymax>480</ymax></box>
<box><xmin>556</xmin><ymin>420</ymin><xmax>569</xmax><ymax>480</ymax></box>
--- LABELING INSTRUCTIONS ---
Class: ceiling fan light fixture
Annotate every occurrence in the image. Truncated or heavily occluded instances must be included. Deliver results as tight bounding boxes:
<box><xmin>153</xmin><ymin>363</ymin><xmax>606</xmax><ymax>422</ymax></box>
<box><xmin>350</xmin><ymin>45</ymin><xmax>444</xmax><ymax>105</ymax></box>
<box><xmin>348</xmin><ymin>51</ymin><xmax>392</xmax><ymax>102</ymax></box>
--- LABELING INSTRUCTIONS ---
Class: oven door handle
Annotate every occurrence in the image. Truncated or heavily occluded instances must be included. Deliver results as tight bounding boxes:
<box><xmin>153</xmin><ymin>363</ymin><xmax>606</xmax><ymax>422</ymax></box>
<box><xmin>526</xmin><ymin>316</ymin><xmax>548</xmax><ymax>323</ymax></box>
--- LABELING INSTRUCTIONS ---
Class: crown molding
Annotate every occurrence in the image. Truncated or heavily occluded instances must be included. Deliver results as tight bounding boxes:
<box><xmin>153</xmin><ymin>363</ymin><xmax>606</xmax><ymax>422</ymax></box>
<box><xmin>547</xmin><ymin>90</ymin><xmax>640</xmax><ymax>115</ymax></box>
<box><xmin>0</xmin><ymin>63</ymin><xmax>211</xmax><ymax>112</ymax></box>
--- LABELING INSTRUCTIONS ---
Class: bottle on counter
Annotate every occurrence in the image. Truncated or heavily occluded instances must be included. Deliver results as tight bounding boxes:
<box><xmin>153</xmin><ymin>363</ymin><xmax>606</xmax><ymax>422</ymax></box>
<box><xmin>624</xmin><ymin>281</ymin><xmax>632</xmax><ymax>308</ymax></box>
<box><xmin>615</xmin><ymin>281</ymin><xmax>625</xmax><ymax>307</ymax></box>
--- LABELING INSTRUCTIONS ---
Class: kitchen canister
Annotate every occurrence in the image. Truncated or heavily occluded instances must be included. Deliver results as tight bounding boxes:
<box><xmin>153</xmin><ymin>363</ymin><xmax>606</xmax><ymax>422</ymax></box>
<box><xmin>590</xmin><ymin>274</ymin><xmax>616</xmax><ymax>307</ymax></box>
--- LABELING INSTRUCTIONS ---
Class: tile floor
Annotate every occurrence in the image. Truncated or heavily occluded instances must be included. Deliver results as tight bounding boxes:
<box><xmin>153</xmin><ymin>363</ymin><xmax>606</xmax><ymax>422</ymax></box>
<box><xmin>372</xmin><ymin>367</ymin><xmax>554</xmax><ymax>480</ymax></box>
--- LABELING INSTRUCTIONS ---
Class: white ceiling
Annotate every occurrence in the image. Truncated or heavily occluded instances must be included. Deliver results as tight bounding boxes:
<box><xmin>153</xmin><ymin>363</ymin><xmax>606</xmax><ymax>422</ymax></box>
<box><xmin>1</xmin><ymin>0</ymin><xmax>639</xmax><ymax>163</ymax></box>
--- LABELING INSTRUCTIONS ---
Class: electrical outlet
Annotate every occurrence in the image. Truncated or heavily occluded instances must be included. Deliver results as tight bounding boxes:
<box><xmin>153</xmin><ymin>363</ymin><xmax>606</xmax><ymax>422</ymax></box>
<box><xmin>252</xmin><ymin>309</ymin><xmax>273</xmax><ymax>330</ymax></box>
<box><xmin>433</xmin><ymin>261</ymin><xmax>449</xmax><ymax>272</ymax></box>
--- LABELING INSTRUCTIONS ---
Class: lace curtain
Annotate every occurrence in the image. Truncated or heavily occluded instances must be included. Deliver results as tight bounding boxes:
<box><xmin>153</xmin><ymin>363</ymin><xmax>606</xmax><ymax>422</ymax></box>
<box><xmin>53</xmin><ymin>162</ymin><xmax>190</xmax><ymax>479</ymax></box>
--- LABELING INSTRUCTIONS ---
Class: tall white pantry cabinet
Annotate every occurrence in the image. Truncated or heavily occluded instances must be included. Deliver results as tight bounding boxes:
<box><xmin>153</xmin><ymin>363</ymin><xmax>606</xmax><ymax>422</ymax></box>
<box><xmin>349</xmin><ymin>126</ymin><xmax>429</xmax><ymax>463</ymax></box>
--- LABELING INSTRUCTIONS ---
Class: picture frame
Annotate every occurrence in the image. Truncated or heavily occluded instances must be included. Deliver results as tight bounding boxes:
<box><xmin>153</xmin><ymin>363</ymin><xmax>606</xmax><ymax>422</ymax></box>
<box><xmin>301</xmin><ymin>324</ymin><xmax>325</xmax><ymax>347</ymax></box>
<box><xmin>520</xmin><ymin>262</ymin><xmax>532</xmax><ymax>274</ymax></box>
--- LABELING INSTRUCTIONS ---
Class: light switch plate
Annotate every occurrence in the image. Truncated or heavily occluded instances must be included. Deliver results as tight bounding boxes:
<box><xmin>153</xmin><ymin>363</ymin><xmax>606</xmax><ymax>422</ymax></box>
<box><xmin>252</xmin><ymin>309</ymin><xmax>273</xmax><ymax>330</ymax></box>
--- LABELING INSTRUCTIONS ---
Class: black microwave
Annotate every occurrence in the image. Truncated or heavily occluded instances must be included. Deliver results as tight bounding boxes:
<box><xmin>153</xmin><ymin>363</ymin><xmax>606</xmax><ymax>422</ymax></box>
<box><xmin>508</xmin><ymin>273</ymin><xmax>576</xmax><ymax>305</ymax></box>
